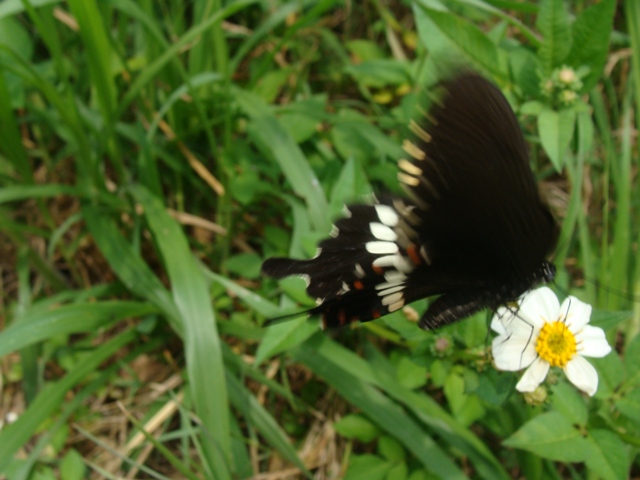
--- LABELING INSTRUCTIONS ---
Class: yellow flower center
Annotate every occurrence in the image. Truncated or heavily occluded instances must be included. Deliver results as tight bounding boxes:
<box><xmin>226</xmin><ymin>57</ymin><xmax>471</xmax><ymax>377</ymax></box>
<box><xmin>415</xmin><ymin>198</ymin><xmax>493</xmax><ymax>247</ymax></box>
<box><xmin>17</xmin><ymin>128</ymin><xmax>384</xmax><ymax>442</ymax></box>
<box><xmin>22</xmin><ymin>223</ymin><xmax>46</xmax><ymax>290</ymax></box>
<box><xmin>535</xmin><ymin>321</ymin><xmax>577</xmax><ymax>367</ymax></box>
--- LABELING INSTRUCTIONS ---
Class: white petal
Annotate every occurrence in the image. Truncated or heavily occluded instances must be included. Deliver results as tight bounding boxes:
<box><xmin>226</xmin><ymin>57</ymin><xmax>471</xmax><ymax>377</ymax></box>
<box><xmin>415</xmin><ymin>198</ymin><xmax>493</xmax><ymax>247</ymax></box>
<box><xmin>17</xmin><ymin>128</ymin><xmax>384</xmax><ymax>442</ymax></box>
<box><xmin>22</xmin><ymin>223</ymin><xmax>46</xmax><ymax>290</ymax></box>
<box><xmin>491</xmin><ymin>305</ymin><xmax>541</xmax><ymax>337</ymax></box>
<box><xmin>492</xmin><ymin>332</ymin><xmax>538</xmax><ymax>371</ymax></box>
<box><xmin>561</xmin><ymin>296</ymin><xmax>592</xmax><ymax>332</ymax></box>
<box><xmin>576</xmin><ymin>325</ymin><xmax>612</xmax><ymax>358</ymax></box>
<box><xmin>564</xmin><ymin>356</ymin><xmax>598</xmax><ymax>396</ymax></box>
<box><xmin>518</xmin><ymin>287</ymin><xmax>559</xmax><ymax>327</ymax></box>
<box><xmin>516</xmin><ymin>357</ymin><xmax>550</xmax><ymax>392</ymax></box>
<box><xmin>508</xmin><ymin>314</ymin><xmax>542</xmax><ymax>337</ymax></box>
<box><xmin>490</xmin><ymin>308</ymin><xmax>512</xmax><ymax>335</ymax></box>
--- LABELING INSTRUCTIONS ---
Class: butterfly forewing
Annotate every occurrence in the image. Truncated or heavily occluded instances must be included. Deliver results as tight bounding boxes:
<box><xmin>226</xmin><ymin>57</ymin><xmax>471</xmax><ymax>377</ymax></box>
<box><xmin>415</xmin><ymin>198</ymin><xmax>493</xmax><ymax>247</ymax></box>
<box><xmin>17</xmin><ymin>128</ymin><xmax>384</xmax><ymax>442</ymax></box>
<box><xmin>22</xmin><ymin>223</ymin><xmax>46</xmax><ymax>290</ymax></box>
<box><xmin>262</xmin><ymin>72</ymin><xmax>558</xmax><ymax>330</ymax></box>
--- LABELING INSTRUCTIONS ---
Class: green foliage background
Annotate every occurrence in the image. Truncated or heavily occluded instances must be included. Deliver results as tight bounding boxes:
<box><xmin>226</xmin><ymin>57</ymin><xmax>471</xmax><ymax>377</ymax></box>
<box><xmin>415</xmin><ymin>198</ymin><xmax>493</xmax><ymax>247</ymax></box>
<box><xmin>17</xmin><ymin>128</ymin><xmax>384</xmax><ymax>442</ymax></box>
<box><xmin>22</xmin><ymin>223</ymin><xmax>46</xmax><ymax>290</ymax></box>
<box><xmin>0</xmin><ymin>0</ymin><xmax>638</xmax><ymax>478</ymax></box>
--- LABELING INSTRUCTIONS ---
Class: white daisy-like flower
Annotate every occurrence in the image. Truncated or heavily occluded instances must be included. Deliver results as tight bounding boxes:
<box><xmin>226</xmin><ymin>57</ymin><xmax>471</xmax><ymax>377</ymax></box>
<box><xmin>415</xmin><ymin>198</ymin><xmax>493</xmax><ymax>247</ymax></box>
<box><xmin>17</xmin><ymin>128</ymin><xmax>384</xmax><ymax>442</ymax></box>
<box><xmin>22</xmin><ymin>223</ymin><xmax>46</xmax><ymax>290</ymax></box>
<box><xmin>491</xmin><ymin>287</ymin><xmax>612</xmax><ymax>396</ymax></box>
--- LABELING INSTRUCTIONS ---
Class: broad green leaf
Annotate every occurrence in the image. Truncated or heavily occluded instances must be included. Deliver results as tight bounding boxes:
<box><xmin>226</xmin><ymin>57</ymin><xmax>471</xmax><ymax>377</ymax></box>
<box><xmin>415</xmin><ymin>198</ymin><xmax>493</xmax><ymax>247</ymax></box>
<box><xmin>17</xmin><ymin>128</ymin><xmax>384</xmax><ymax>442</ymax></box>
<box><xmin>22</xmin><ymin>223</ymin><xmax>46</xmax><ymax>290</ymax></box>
<box><xmin>616</xmin><ymin>390</ymin><xmax>640</xmax><ymax>422</ymax></box>
<box><xmin>590</xmin><ymin>309</ymin><xmax>633</xmax><ymax>331</ymax></box>
<box><xmin>279</xmin><ymin>109</ymin><xmax>321</xmax><ymax>144</ymax></box>
<box><xmin>416</xmin><ymin>5</ymin><xmax>503</xmax><ymax>79</ymax></box>
<box><xmin>475</xmin><ymin>370</ymin><xmax>516</xmax><ymax>406</ymax></box>
<box><xmin>378</xmin><ymin>436</ymin><xmax>406</xmax><ymax>462</ymax></box>
<box><xmin>331</xmin><ymin>116</ymin><xmax>402</xmax><ymax>166</ymax></box>
<box><xmin>346</xmin><ymin>39</ymin><xmax>385</xmax><ymax>61</ymax></box>
<box><xmin>407</xmin><ymin>470</ymin><xmax>431</xmax><ymax>480</ymax></box>
<box><xmin>537</xmin><ymin>108</ymin><xmax>575</xmax><ymax>170</ymax></box>
<box><xmin>509</xmin><ymin>47</ymin><xmax>543</xmax><ymax>98</ymax></box>
<box><xmin>329</xmin><ymin>157</ymin><xmax>372</xmax><ymax>218</ymax></box>
<box><xmin>536</xmin><ymin>0</ymin><xmax>571</xmax><ymax>73</ymax></box>
<box><xmin>443</xmin><ymin>371</ymin><xmax>485</xmax><ymax>427</ymax></box>
<box><xmin>550</xmin><ymin>381</ymin><xmax>588</xmax><ymax>426</ymax></box>
<box><xmin>591</xmin><ymin>350</ymin><xmax>625</xmax><ymax>397</ymax></box>
<box><xmin>60</xmin><ymin>449</ymin><xmax>85</xmax><ymax>480</ymax></box>
<box><xmin>503</xmin><ymin>411</ymin><xmax>590</xmax><ymax>462</ymax></box>
<box><xmin>344</xmin><ymin>455</ymin><xmax>393</xmax><ymax>480</ymax></box>
<box><xmin>623</xmin><ymin>333</ymin><xmax>640</xmax><ymax>380</ymax></box>
<box><xmin>386</xmin><ymin>462</ymin><xmax>408</xmax><ymax>480</ymax></box>
<box><xmin>225</xmin><ymin>253</ymin><xmax>262</xmax><ymax>279</ymax></box>
<box><xmin>254</xmin><ymin>317</ymin><xmax>318</xmax><ymax>365</ymax></box>
<box><xmin>330</xmin><ymin>118</ymin><xmax>372</xmax><ymax>166</ymax></box>
<box><xmin>565</xmin><ymin>0</ymin><xmax>616</xmax><ymax>92</ymax></box>
<box><xmin>586</xmin><ymin>429</ymin><xmax>630</xmax><ymax>480</ymax></box>
<box><xmin>254</xmin><ymin>68</ymin><xmax>291</xmax><ymax>102</ymax></box>
<box><xmin>345</xmin><ymin>59</ymin><xmax>412</xmax><ymax>88</ymax></box>
<box><xmin>334</xmin><ymin>414</ymin><xmax>380</xmax><ymax>442</ymax></box>
<box><xmin>395</xmin><ymin>356</ymin><xmax>428</xmax><ymax>390</ymax></box>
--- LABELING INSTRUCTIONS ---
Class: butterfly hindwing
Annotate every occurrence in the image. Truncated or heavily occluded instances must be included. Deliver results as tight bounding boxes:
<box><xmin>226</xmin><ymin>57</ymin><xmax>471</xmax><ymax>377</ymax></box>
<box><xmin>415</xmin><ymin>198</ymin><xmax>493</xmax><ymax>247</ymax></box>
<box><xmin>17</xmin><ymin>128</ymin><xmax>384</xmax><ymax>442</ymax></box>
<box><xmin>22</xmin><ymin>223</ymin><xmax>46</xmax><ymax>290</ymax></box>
<box><xmin>263</xmin><ymin>198</ymin><xmax>434</xmax><ymax>327</ymax></box>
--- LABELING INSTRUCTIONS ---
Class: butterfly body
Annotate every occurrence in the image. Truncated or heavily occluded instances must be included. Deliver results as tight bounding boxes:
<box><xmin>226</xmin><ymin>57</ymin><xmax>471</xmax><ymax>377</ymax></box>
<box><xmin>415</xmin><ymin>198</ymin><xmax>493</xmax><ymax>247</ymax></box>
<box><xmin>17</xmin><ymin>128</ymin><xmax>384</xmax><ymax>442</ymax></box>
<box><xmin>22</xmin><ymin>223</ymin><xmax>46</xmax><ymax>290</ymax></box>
<box><xmin>262</xmin><ymin>72</ymin><xmax>558</xmax><ymax>330</ymax></box>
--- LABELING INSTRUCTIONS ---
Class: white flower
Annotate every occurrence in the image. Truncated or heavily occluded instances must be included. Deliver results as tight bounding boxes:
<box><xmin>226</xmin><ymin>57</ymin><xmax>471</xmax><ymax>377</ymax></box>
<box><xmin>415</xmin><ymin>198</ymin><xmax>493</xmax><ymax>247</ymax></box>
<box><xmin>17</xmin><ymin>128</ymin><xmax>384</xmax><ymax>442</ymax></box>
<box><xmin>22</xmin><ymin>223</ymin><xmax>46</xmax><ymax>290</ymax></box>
<box><xmin>491</xmin><ymin>287</ymin><xmax>612</xmax><ymax>396</ymax></box>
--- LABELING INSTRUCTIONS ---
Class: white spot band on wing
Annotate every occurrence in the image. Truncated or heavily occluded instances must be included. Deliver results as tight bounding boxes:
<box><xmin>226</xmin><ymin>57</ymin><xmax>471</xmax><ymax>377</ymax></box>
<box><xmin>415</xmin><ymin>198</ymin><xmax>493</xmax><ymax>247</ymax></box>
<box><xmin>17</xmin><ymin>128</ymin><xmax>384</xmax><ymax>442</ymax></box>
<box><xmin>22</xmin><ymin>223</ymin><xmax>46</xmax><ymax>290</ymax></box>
<box><xmin>374</xmin><ymin>204</ymin><xmax>399</xmax><ymax>226</ymax></box>
<box><xmin>370</xmin><ymin>222</ymin><xmax>397</xmax><ymax>241</ymax></box>
<box><xmin>366</xmin><ymin>241</ymin><xmax>399</xmax><ymax>254</ymax></box>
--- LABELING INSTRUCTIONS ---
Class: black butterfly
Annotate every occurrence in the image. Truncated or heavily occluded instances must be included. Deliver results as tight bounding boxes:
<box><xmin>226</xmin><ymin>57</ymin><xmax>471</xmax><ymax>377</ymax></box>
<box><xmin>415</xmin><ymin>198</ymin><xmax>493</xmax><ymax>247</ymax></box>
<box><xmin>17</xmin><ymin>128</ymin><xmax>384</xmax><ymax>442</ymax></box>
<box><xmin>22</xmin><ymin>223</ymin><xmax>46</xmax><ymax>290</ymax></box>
<box><xmin>262</xmin><ymin>72</ymin><xmax>558</xmax><ymax>331</ymax></box>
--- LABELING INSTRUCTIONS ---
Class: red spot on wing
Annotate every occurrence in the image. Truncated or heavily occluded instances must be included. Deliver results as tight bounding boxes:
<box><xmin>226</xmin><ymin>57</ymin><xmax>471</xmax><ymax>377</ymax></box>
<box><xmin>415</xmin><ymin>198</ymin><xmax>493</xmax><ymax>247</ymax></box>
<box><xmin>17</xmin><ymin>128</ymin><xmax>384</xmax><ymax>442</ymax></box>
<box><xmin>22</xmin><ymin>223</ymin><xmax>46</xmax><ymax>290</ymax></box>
<box><xmin>353</xmin><ymin>280</ymin><xmax>364</xmax><ymax>290</ymax></box>
<box><xmin>407</xmin><ymin>244</ymin><xmax>421</xmax><ymax>265</ymax></box>
<box><xmin>372</xmin><ymin>264</ymin><xmax>384</xmax><ymax>275</ymax></box>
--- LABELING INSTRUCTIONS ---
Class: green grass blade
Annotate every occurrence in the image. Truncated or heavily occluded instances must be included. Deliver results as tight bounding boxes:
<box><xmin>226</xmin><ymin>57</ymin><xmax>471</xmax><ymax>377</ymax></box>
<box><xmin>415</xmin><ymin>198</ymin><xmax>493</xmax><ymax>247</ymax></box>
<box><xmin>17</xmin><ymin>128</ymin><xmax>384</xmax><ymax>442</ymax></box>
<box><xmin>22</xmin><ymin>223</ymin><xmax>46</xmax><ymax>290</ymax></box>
<box><xmin>116</xmin><ymin>0</ymin><xmax>257</xmax><ymax>118</ymax></box>
<box><xmin>0</xmin><ymin>185</ymin><xmax>84</xmax><ymax>204</ymax></box>
<box><xmin>66</xmin><ymin>0</ymin><xmax>116</xmax><ymax>125</ymax></box>
<box><xmin>206</xmin><ymin>270</ymin><xmax>280</xmax><ymax>318</ymax></box>
<box><xmin>626</xmin><ymin>0</ymin><xmax>640</xmax><ymax>127</ymax></box>
<box><xmin>608</xmin><ymin>94</ymin><xmax>633</xmax><ymax>310</ymax></box>
<box><xmin>0</xmin><ymin>0</ymin><xmax>61</xmax><ymax>19</ymax></box>
<box><xmin>0</xmin><ymin>329</ymin><xmax>137</xmax><ymax>472</ymax></box>
<box><xmin>130</xmin><ymin>184</ymin><xmax>231</xmax><ymax>479</ymax></box>
<box><xmin>235</xmin><ymin>88</ymin><xmax>330</xmax><ymax>233</ymax></box>
<box><xmin>0</xmin><ymin>301</ymin><xmax>156</xmax><ymax>357</ymax></box>
<box><xmin>226</xmin><ymin>373</ymin><xmax>311</xmax><ymax>477</ymax></box>
<box><xmin>83</xmin><ymin>204</ymin><xmax>182</xmax><ymax>332</ymax></box>
<box><xmin>14</xmin><ymin>338</ymin><xmax>164</xmax><ymax>480</ymax></box>
<box><xmin>0</xmin><ymin>71</ymin><xmax>31</xmax><ymax>181</ymax></box>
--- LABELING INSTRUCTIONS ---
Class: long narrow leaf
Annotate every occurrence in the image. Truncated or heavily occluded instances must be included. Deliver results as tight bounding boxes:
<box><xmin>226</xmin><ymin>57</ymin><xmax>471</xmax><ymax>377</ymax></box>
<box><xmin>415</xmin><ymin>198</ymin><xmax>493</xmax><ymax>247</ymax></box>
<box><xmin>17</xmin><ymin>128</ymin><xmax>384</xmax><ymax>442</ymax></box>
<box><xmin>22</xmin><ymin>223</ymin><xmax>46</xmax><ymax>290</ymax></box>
<box><xmin>234</xmin><ymin>88</ymin><xmax>330</xmax><ymax>233</ymax></box>
<box><xmin>131</xmin><ymin>185</ymin><xmax>231</xmax><ymax>479</ymax></box>
<box><xmin>0</xmin><ymin>301</ymin><xmax>155</xmax><ymax>357</ymax></box>
<box><xmin>83</xmin><ymin>205</ymin><xmax>182</xmax><ymax>333</ymax></box>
